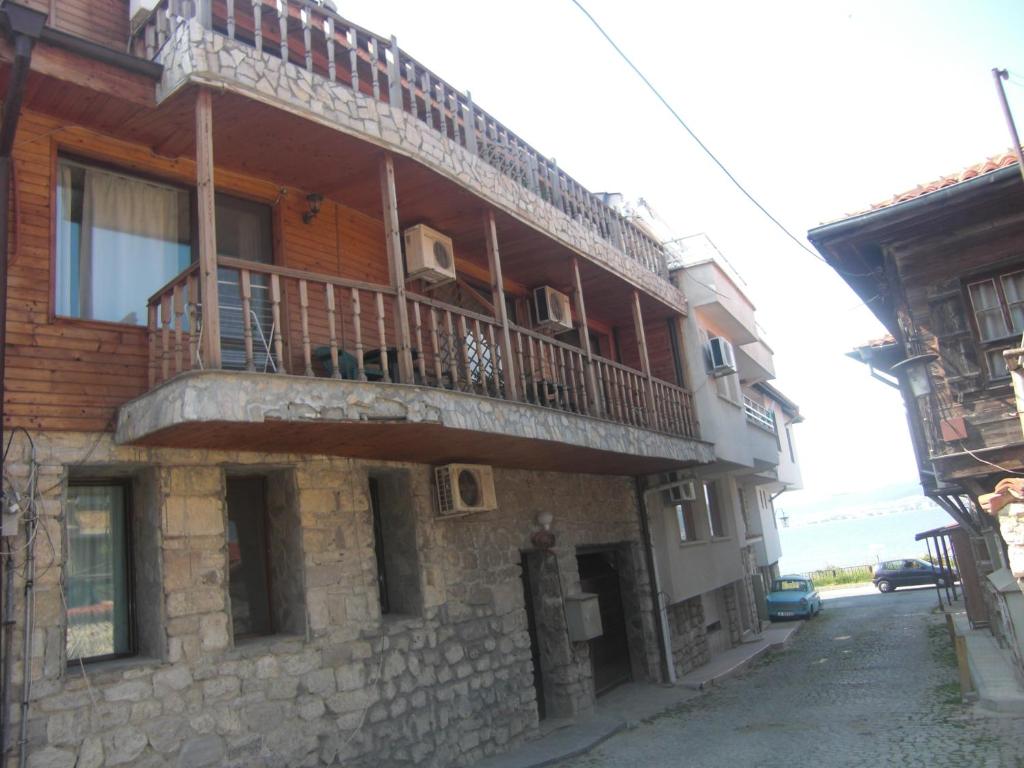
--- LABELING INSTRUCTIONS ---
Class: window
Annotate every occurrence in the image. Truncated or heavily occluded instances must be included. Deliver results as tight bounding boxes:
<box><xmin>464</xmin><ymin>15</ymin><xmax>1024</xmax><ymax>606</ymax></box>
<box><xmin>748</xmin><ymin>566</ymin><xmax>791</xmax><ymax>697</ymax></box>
<box><xmin>55</xmin><ymin>159</ymin><xmax>192</xmax><ymax>325</ymax></box>
<box><xmin>967</xmin><ymin>270</ymin><xmax>1024</xmax><ymax>380</ymax></box>
<box><xmin>369</xmin><ymin>472</ymin><xmax>422</xmax><ymax>617</ymax></box>
<box><xmin>66</xmin><ymin>483</ymin><xmax>132</xmax><ymax>662</ymax></box>
<box><xmin>676</xmin><ymin>502</ymin><xmax>698</xmax><ymax>543</ymax></box>
<box><xmin>704</xmin><ymin>481</ymin><xmax>726</xmax><ymax>538</ymax></box>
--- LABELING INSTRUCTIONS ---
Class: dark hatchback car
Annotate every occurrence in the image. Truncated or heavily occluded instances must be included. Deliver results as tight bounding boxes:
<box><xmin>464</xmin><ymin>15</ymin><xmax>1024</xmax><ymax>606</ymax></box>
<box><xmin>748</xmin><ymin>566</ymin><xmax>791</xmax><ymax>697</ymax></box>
<box><xmin>872</xmin><ymin>558</ymin><xmax>958</xmax><ymax>593</ymax></box>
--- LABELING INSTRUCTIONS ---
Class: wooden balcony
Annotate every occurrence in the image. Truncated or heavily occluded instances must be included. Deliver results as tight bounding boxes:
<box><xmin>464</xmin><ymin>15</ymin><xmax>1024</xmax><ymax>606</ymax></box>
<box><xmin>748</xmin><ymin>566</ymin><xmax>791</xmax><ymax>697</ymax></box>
<box><xmin>129</xmin><ymin>0</ymin><xmax>673</xmax><ymax>287</ymax></box>
<box><xmin>117</xmin><ymin>259</ymin><xmax>710</xmax><ymax>473</ymax></box>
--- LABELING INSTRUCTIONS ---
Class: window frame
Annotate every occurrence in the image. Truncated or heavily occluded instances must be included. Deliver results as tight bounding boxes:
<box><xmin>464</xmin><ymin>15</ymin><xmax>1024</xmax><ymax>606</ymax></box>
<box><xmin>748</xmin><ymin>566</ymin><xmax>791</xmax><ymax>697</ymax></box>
<box><xmin>676</xmin><ymin>501</ymin><xmax>699</xmax><ymax>544</ymax></box>
<box><xmin>965</xmin><ymin>267</ymin><xmax>1024</xmax><ymax>385</ymax></box>
<box><xmin>704</xmin><ymin>480</ymin><xmax>727</xmax><ymax>539</ymax></box>
<box><xmin>64</xmin><ymin>478</ymin><xmax>137</xmax><ymax>666</ymax></box>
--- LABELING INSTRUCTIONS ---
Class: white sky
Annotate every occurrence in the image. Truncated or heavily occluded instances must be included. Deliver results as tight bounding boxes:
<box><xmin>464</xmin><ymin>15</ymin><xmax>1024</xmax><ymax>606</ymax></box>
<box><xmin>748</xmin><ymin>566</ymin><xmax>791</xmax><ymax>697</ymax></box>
<box><xmin>338</xmin><ymin>0</ymin><xmax>1024</xmax><ymax>510</ymax></box>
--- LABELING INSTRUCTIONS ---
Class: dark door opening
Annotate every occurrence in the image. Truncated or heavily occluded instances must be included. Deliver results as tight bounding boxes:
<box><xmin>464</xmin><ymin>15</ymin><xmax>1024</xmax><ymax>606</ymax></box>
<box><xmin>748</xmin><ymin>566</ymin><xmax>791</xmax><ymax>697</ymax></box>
<box><xmin>577</xmin><ymin>550</ymin><xmax>632</xmax><ymax>696</ymax></box>
<box><xmin>520</xmin><ymin>552</ymin><xmax>547</xmax><ymax>720</ymax></box>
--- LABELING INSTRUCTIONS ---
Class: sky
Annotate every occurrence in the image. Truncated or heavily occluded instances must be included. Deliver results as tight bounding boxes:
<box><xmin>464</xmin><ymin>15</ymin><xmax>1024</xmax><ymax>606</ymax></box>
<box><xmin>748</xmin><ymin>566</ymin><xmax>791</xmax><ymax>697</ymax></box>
<box><xmin>337</xmin><ymin>0</ymin><xmax>1024</xmax><ymax>513</ymax></box>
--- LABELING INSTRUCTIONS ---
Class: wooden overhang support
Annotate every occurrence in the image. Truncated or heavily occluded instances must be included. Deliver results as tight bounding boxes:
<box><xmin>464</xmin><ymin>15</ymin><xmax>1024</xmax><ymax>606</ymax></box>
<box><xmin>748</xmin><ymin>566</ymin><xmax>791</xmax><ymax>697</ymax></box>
<box><xmin>570</xmin><ymin>256</ymin><xmax>599</xmax><ymax>414</ymax></box>
<box><xmin>380</xmin><ymin>154</ymin><xmax>414</xmax><ymax>384</ymax></box>
<box><xmin>483</xmin><ymin>210</ymin><xmax>518</xmax><ymax>401</ymax></box>
<box><xmin>195</xmin><ymin>88</ymin><xmax>222</xmax><ymax>369</ymax></box>
<box><xmin>631</xmin><ymin>290</ymin><xmax>658</xmax><ymax>431</ymax></box>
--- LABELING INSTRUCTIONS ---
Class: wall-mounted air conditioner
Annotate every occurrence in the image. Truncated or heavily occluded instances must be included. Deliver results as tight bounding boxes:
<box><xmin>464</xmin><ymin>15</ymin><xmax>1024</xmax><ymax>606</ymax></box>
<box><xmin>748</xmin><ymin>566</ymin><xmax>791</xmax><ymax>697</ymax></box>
<box><xmin>533</xmin><ymin>286</ymin><xmax>573</xmax><ymax>332</ymax></box>
<box><xmin>706</xmin><ymin>337</ymin><xmax>737</xmax><ymax>378</ymax></box>
<box><xmin>130</xmin><ymin>0</ymin><xmax>161</xmax><ymax>28</ymax></box>
<box><xmin>435</xmin><ymin>464</ymin><xmax>497</xmax><ymax>517</ymax></box>
<box><xmin>662</xmin><ymin>480</ymin><xmax>697</xmax><ymax>506</ymax></box>
<box><xmin>405</xmin><ymin>224</ymin><xmax>456</xmax><ymax>285</ymax></box>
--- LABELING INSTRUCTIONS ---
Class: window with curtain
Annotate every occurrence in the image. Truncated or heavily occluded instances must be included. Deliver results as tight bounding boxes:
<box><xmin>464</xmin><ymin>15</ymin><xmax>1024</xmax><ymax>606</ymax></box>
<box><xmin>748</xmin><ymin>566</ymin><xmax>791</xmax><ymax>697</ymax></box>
<box><xmin>65</xmin><ymin>483</ymin><xmax>131</xmax><ymax>662</ymax></box>
<box><xmin>967</xmin><ymin>269</ymin><xmax>1024</xmax><ymax>381</ymax></box>
<box><xmin>55</xmin><ymin>160</ymin><xmax>192</xmax><ymax>325</ymax></box>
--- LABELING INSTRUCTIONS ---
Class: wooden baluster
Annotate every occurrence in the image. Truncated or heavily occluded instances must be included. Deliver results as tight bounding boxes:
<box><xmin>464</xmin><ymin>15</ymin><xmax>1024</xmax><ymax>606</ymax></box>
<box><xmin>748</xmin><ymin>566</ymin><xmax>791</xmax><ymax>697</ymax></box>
<box><xmin>299</xmin><ymin>279</ymin><xmax>313</xmax><ymax>376</ymax></box>
<box><xmin>267</xmin><ymin>273</ymin><xmax>285</xmax><ymax>372</ymax></box>
<box><xmin>351</xmin><ymin>287</ymin><xmax>366</xmax><ymax>381</ymax></box>
<box><xmin>613</xmin><ymin>367</ymin><xmax>628</xmax><ymax>425</ymax></box>
<box><xmin>324</xmin><ymin>17</ymin><xmax>336</xmax><ymax>81</ymax></box>
<box><xmin>444</xmin><ymin>310</ymin><xmax>458</xmax><ymax>390</ymax></box>
<box><xmin>485</xmin><ymin>323</ymin><xmax>501</xmax><ymax>397</ymax></box>
<box><xmin>225</xmin><ymin>0</ymin><xmax>235</xmax><ymax>38</ymax></box>
<box><xmin>557</xmin><ymin>345</ymin><xmax>572</xmax><ymax>411</ymax></box>
<box><xmin>563</xmin><ymin>347</ymin><xmax>579</xmax><ymax>413</ymax></box>
<box><xmin>472</xmin><ymin>318</ymin><xmax>485</xmax><ymax>393</ymax></box>
<box><xmin>347</xmin><ymin>28</ymin><xmax>359</xmax><ymax>92</ymax></box>
<box><xmin>601</xmin><ymin>364</ymin><xmax>616</xmax><ymax>422</ymax></box>
<box><xmin>148</xmin><ymin>303</ymin><xmax>158</xmax><ymax>387</ymax></box>
<box><xmin>418</xmin><ymin>67</ymin><xmax>429</xmax><ymax>124</ymax></box>
<box><xmin>595</xmin><ymin>363</ymin><xmax>610</xmax><ymax>421</ymax></box>
<box><xmin>575</xmin><ymin>353</ymin><xmax>589</xmax><ymax>416</ymax></box>
<box><xmin>387</xmin><ymin>35</ymin><xmax>403</xmax><ymax>109</ymax></box>
<box><xmin>515</xmin><ymin>331</ymin><xmax>528</xmax><ymax>402</ymax></box>
<box><xmin>278</xmin><ymin>0</ymin><xmax>288</xmax><ymax>64</ymax></box>
<box><xmin>458</xmin><ymin>315</ymin><xmax>472</xmax><ymax>392</ymax></box>
<box><xmin>252</xmin><ymin>0</ymin><xmax>262</xmax><ymax>53</ymax></box>
<box><xmin>464</xmin><ymin>91</ymin><xmax>478</xmax><ymax>155</ymax></box>
<box><xmin>527</xmin><ymin>335</ymin><xmax>541</xmax><ymax>405</ymax></box>
<box><xmin>156</xmin><ymin>7</ymin><xmax>167</xmax><ymax>49</ymax></box>
<box><xmin>413</xmin><ymin>301</ymin><xmax>426</xmax><ymax>383</ymax></box>
<box><xmin>370</xmin><ymin>37</ymin><xmax>381</xmax><ymax>100</ymax></box>
<box><xmin>172</xmin><ymin>284</ymin><xmax>185</xmax><ymax>373</ymax></box>
<box><xmin>429</xmin><ymin>306</ymin><xmax>443</xmax><ymax>387</ymax></box>
<box><xmin>443</xmin><ymin>86</ymin><xmax>454</xmax><ymax>140</ymax></box>
<box><xmin>545</xmin><ymin>342</ymin><xmax>560</xmax><ymax>409</ymax></box>
<box><xmin>160</xmin><ymin>292</ymin><xmax>172</xmax><ymax>381</ymax></box>
<box><xmin>239</xmin><ymin>269</ymin><xmax>255</xmax><ymax>371</ymax></box>
<box><xmin>186</xmin><ymin>273</ymin><xmax>198</xmax><ymax>369</ymax></box>
<box><xmin>301</xmin><ymin>8</ymin><xmax>312</xmax><ymax>71</ymax></box>
<box><xmin>375</xmin><ymin>291</ymin><xmax>390</xmax><ymax>382</ymax></box>
<box><xmin>325</xmin><ymin>283</ymin><xmax>341</xmax><ymax>378</ymax></box>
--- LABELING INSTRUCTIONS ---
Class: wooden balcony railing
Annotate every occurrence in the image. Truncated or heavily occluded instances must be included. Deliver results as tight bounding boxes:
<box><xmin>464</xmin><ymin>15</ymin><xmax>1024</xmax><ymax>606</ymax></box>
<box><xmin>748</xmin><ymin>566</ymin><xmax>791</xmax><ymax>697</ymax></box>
<box><xmin>147</xmin><ymin>262</ymin><xmax>699</xmax><ymax>439</ymax></box>
<box><xmin>131</xmin><ymin>0</ymin><xmax>670</xmax><ymax>279</ymax></box>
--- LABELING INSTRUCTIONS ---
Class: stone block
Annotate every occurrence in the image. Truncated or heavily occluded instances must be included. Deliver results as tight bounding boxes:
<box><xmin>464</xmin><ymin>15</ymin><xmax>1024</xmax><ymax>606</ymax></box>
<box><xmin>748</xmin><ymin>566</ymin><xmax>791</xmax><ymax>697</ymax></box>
<box><xmin>102</xmin><ymin>725</ymin><xmax>148</xmax><ymax>766</ymax></box>
<box><xmin>199</xmin><ymin>613</ymin><xmax>230</xmax><ymax>651</ymax></box>
<box><xmin>27</xmin><ymin>747</ymin><xmax>76</xmax><ymax>768</ymax></box>
<box><xmin>104</xmin><ymin>679</ymin><xmax>153</xmax><ymax>703</ymax></box>
<box><xmin>177</xmin><ymin>735</ymin><xmax>226</xmax><ymax>768</ymax></box>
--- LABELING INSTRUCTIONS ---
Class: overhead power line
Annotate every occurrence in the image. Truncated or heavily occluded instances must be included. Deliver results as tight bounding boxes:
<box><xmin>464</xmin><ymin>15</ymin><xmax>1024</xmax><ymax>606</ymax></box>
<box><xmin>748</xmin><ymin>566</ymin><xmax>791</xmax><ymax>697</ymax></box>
<box><xmin>568</xmin><ymin>0</ymin><xmax>876</xmax><ymax>279</ymax></box>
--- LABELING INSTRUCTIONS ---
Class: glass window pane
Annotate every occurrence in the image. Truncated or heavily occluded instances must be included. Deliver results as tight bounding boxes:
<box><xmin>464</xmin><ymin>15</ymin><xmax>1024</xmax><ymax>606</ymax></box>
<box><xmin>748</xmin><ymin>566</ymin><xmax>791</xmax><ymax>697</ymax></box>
<box><xmin>676</xmin><ymin>503</ymin><xmax>696</xmax><ymax>543</ymax></box>
<box><xmin>1002</xmin><ymin>273</ymin><xmax>1024</xmax><ymax>333</ymax></box>
<box><xmin>55</xmin><ymin>160</ymin><xmax>191</xmax><ymax>325</ymax></box>
<box><xmin>969</xmin><ymin>280</ymin><xmax>1010</xmax><ymax>341</ymax></box>
<box><xmin>987</xmin><ymin>349</ymin><xmax>1010</xmax><ymax>379</ymax></box>
<box><xmin>66</xmin><ymin>485</ymin><xmax>129</xmax><ymax>661</ymax></box>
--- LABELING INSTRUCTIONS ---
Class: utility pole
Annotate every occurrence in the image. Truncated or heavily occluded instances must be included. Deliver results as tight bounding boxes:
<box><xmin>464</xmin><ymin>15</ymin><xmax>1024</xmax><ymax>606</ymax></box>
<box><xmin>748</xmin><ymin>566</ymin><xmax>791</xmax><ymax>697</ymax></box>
<box><xmin>993</xmin><ymin>68</ymin><xmax>1024</xmax><ymax>436</ymax></box>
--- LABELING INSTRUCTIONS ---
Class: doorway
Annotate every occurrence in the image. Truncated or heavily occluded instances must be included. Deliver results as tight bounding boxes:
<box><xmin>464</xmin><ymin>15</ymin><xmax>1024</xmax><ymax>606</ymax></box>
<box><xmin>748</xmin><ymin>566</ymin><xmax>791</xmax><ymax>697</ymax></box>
<box><xmin>577</xmin><ymin>550</ymin><xmax>632</xmax><ymax>696</ymax></box>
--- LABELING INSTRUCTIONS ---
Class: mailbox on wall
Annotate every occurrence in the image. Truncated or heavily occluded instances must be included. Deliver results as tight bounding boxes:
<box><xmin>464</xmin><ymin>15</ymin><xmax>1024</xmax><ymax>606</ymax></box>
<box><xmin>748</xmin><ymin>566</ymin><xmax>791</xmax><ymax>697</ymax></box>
<box><xmin>564</xmin><ymin>592</ymin><xmax>603</xmax><ymax>642</ymax></box>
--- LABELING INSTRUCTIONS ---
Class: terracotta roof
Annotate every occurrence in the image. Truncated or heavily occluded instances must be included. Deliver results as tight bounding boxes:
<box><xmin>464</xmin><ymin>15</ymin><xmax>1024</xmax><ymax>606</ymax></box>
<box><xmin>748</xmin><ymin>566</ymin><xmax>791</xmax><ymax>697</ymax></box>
<box><xmin>856</xmin><ymin>334</ymin><xmax>896</xmax><ymax>349</ymax></box>
<box><xmin>861</xmin><ymin>149</ymin><xmax>1019</xmax><ymax>214</ymax></box>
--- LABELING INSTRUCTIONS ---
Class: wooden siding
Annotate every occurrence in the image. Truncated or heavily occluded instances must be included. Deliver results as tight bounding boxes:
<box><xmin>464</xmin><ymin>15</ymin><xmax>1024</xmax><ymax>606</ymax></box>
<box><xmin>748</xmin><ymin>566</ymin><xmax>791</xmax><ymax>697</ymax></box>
<box><xmin>48</xmin><ymin>0</ymin><xmax>130</xmax><ymax>53</ymax></box>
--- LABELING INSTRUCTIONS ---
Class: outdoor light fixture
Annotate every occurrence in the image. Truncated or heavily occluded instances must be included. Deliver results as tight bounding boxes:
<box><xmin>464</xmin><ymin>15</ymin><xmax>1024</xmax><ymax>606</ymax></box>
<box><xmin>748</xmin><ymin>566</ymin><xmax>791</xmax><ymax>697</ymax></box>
<box><xmin>302</xmin><ymin>193</ymin><xmax>324</xmax><ymax>224</ymax></box>
<box><xmin>890</xmin><ymin>353</ymin><xmax>938</xmax><ymax>398</ymax></box>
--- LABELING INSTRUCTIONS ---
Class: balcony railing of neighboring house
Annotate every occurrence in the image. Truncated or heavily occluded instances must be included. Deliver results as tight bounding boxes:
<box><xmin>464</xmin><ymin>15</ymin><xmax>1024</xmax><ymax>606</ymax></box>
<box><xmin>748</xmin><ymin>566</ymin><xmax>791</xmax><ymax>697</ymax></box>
<box><xmin>147</xmin><ymin>261</ymin><xmax>700</xmax><ymax>439</ymax></box>
<box><xmin>129</xmin><ymin>0</ymin><xmax>670</xmax><ymax>280</ymax></box>
<box><xmin>743</xmin><ymin>396</ymin><xmax>776</xmax><ymax>434</ymax></box>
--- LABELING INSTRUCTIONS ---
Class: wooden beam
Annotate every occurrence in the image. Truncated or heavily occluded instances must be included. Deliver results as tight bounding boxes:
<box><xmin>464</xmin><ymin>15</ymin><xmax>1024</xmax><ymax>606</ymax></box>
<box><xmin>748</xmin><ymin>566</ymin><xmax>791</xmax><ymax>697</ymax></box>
<box><xmin>571</xmin><ymin>256</ymin><xmax>599</xmax><ymax>415</ymax></box>
<box><xmin>631</xmin><ymin>290</ymin><xmax>657</xmax><ymax>430</ymax></box>
<box><xmin>379</xmin><ymin>154</ymin><xmax>414</xmax><ymax>383</ymax></box>
<box><xmin>484</xmin><ymin>210</ymin><xmax>518</xmax><ymax>401</ymax></box>
<box><xmin>196</xmin><ymin>88</ymin><xmax>221</xmax><ymax>369</ymax></box>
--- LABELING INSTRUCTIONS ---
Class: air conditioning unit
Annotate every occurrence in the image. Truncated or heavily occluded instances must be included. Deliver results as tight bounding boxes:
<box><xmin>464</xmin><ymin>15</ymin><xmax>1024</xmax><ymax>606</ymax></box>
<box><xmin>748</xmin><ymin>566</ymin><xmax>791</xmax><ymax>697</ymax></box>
<box><xmin>435</xmin><ymin>464</ymin><xmax>497</xmax><ymax>517</ymax></box>
<box><xmin>404</xmin><ymin>224</ymin><xmax>456</xmax><ymax>285</ymax></box>
<box><xmin>533</xmin><ymin>286</ymin><xmax>573</xmax><ymax>332</ymax></box>
<box><xmin>129</xmin><ymin>0</ymin><xmax>161</xmax><ymax>28</ymax></box>
<box><xmin>706</xmin><ymin>337</ymin><xmax>737</xmax><ymax>378</ymax></box>
<box><xmin>662</xmin><ymin>480</ymin><xmax>697</xmax><ymax>505</ymax></box>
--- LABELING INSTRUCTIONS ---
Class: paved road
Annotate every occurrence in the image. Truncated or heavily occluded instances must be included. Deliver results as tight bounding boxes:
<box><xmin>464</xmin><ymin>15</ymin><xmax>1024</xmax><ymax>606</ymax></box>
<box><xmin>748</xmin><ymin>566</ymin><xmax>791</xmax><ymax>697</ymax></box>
<box><xmin>557</xmin><ymin>587</ymin><xmax>1024</xmax><ymax>768</ymax></box>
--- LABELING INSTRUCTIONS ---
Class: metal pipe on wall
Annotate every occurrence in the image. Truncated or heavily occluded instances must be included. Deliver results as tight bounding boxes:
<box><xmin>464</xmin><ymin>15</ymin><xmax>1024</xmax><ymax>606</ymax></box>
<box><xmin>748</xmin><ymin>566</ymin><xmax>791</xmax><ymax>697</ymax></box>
<box><xmin>634</xmin><ymin>477</ymin><xmax>677</xmax><ymax>685</ymax></box>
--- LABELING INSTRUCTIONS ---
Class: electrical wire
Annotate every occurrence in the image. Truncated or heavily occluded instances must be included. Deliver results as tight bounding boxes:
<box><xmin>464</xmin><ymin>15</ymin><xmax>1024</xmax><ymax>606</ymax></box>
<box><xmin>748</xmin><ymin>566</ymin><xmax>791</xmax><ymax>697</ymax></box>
<box><xmin>568</xmin><ymin>0</ymin><xmax>877</xmax><ymax>280</ymax></box>
<box><xmin>955</xmin><ymin>441</ymin><xmax>1024</xmax><ymax>476</ymax></box>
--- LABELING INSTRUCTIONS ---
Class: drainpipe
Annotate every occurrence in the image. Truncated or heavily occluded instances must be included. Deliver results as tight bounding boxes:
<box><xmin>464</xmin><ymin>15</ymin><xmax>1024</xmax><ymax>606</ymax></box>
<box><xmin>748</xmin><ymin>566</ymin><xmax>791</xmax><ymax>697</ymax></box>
<box><xmin>634</xmin><ymin>477</ymin><xmax>677</xmax><ymax>684</ymax></box>
<box><xmin>0</xmin><ymin>3</ymin><xmax>45</xmax><ymax>761</ymax></box>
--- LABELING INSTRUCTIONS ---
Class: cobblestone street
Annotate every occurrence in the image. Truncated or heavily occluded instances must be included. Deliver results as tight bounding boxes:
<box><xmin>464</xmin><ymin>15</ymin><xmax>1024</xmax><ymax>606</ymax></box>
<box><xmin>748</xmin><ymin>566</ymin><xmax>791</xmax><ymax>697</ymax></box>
<box><xmin>556</xmin><ymin>588</ymin><xmax>1024</xmax><ymax>768</ymax></box>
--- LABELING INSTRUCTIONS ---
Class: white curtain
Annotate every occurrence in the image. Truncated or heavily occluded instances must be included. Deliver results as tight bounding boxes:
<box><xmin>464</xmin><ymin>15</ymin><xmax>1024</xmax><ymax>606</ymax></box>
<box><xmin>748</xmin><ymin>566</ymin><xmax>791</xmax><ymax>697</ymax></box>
<box><xmin>1002</xmin><ymin>273</ymin><xmax>1024</xmax><ymax>334</ymax></box>
<box><xmin>81</xmin><ymin>169</ymin><xmax>186</xmax><ymax>324</ymax></box>
<box><xmin>54</xmin><ymin>164</ymin><xmax>75</xmax><ymax>316</ymax></box>
<box><xmin>969</xmin><ymin>281</ymin><xmax>1008</xmax><ymax>342</ymax></box>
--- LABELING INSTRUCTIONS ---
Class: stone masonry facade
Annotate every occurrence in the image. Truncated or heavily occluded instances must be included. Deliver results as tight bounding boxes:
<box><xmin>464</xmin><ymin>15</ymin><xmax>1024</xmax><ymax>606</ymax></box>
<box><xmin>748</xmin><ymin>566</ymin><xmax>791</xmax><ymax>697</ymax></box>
<box><xmin>2</xmin><ymin>432</ymin><xmax>661</xmax><ymax>768</ymax></box>
<box><xmin>665</xmin><ymin>597</ymin><xmax>709</xmax><ymax>678</ymax></box>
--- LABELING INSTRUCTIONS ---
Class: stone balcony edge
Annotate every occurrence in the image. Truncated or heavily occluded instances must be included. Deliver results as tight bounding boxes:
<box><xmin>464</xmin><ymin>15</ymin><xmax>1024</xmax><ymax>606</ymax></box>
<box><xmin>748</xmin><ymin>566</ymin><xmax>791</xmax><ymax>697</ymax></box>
<box><xmin>115</xmin><ymin>371</ymin><xmax>715</xmax><ymax>467</ymax></box>
<box><xmin>154</xmin><ymin>20</ymin><xmax>688</xmax><ymax>314</ymax></box>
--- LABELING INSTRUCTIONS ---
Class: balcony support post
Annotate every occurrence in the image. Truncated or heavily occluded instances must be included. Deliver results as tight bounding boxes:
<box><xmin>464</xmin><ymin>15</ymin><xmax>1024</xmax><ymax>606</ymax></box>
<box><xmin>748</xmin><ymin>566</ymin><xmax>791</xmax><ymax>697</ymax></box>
<box><xmin>631</xmin><ymin>290</ymin><xmax>657</xmax><ymax>430</ymax></box>
<box><xmin>483</xmin><ymin>210</ymin><xmax>518</xmax><ymax>401</ymax></box>
<box><xmin>196</xmin><ymin>87</ymin><xmax>221</xmax><ymax>369</ymax></box>
<box><xmin>379</xmin><ymin>154</ymin><xmax>414</xmax><ymax>383</ymax></box>
<box><xmin>571</xmin><ymin>256</ymin><xmax>600</xmax><ymax>415</ymax></box>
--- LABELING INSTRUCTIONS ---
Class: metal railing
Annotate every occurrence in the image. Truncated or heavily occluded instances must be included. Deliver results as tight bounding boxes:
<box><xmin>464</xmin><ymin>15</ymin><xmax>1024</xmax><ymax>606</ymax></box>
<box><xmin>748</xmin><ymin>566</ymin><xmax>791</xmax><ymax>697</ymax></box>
<box><xmin>130</xmin><ymin>0</ymin><xmax>671</xmax><ymax>279</ymax></box>
<box><xmin>743</xmin><ymin>396</ymin><xmax>776</xmax><ymax>433</ymax></box>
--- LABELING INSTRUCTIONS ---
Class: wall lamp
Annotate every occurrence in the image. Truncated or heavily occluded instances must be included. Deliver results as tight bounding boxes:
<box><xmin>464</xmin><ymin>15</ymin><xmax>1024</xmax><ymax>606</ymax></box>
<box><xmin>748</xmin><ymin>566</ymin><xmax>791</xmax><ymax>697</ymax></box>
<box><xmin>890</xmin><ymin>353</ymin><xmax>938</xmax><ymax>398</ymax></box>
<box><xmin>303</xmin><ymin>193</ymin><xmax>324</xmax><ymax>224</ymax></box>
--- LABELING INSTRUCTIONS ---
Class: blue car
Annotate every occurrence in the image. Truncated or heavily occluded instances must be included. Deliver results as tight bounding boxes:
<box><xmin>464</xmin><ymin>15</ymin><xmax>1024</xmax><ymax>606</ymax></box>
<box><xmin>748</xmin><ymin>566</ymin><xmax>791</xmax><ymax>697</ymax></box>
<box><xmin>766</xmin><ymin>575</ymin><xmax>821</xmax><ymax>621</ymax></box>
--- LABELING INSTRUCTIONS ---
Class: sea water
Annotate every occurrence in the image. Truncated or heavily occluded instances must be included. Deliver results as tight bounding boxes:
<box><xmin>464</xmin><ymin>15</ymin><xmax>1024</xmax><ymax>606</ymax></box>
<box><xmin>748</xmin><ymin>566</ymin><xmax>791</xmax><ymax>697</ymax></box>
<box><xmin>777</xmin><ymin>504</ymin><xmax>954</xmax><ymax>573</ymax></box>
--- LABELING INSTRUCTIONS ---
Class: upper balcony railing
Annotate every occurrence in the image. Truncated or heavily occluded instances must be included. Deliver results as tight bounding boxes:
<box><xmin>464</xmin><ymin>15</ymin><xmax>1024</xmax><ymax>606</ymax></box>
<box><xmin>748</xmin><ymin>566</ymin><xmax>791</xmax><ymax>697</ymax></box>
<box><xmin>743</xmin><ymin>396</ymin><xmax>776</xmax><ymax>434</ymax></box>
<box><xmin>146</xmin><ymin>260</ymin><xmax>699</xmax><ymax>439</ymax></box>
<box><xmin>130</xmin><ymin>0</ymin><xmax>671</xmax><ymax>280</ymax></box>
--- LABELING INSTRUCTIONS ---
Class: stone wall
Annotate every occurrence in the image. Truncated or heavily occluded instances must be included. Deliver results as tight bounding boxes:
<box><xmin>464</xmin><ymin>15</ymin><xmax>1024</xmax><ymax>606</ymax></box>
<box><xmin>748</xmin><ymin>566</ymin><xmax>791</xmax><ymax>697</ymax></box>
<box><xmin>666</xmin><ymin>596</ymin><xmax>709</xmax><ymax>678</ymax></box>
<box><xmin>1</xmin><ymin>431</ymin><xmax>659</xmax><ymax>768</ymax></box>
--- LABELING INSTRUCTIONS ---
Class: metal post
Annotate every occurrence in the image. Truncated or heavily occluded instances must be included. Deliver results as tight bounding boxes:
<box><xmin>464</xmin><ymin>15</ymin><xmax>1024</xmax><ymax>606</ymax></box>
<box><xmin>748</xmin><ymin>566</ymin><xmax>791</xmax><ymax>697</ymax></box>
<box><xmin>940</xmin><ymin>534</ymin><xmax>958</xmax><ymax>603</ymax></box>
<box><xmin>925</xmin><ymin>537</ymin><xmax>944</xmax><ymax>609</ymax></box>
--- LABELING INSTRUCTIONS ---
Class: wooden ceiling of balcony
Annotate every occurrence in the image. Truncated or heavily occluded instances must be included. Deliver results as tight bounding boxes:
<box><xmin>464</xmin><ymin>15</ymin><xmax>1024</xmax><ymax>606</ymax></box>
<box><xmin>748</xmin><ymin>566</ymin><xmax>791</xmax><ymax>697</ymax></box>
<box><xmin>4</xmin><ymin>56</ymin><xmax>672</xmax><ymax>327</ymax></box>
<box><xmin>131</xmin><ymin>419</ymin><xmax>700</xmax><ymax>475</ymax></box>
